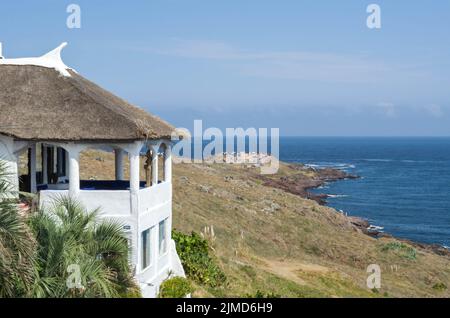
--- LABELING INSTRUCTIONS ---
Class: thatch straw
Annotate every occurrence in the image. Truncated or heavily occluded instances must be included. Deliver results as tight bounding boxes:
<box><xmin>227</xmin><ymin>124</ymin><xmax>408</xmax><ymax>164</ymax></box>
<box><xmin>0</xmin><ymin>65</ymin><xmax>174</xmax><ymax>142</ymax></box>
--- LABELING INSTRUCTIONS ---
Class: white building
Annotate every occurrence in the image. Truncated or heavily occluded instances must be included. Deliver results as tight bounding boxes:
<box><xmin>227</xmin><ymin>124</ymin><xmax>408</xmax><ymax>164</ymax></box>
<box><xmin>0</xmin><ymin>43</ymin><xmax>184</xmax><ymax>298</ymax></box>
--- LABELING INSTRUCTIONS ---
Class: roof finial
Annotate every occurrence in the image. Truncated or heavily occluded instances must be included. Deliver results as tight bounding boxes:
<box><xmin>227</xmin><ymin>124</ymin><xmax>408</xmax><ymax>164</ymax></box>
<box><xmin>0</xmin><ymin>42</ymin><xmax>75</xmax><ymax>76</ymax></box>
<box><xmin>41</xmin><ymin>42</ymin><xmax>67</xmax><ymax>62</ymax></box>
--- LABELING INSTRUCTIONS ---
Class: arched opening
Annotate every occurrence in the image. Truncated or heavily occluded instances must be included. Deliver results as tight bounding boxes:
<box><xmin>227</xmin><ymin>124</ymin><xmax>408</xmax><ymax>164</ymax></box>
<box><xmin>77</xmin><ymin>146</ymin><xmax>145</xmax><ymax>191</ymax></box>
<box><xmin>34</xmin><ymin>144</ymin><xmax>70</xmax><ymax>191</ymax></box>
<box><xmin>31</xmin><ymin>141</ymin><xmax>170</xmax><ymax>193</ymax></box>
<box><xmin>142</xmin><ymin>142</ymin><xmax>170</xmax><ymax>187</ymax></box>
<box><xmin>78</xmin><ymin>147</ymin><xmax>112</xmax><ymax>190</ymax></box>
<box><xmin>158</xmin><ymin>143</ymin><xmax>167</xmax><ymax>184</ymax></box>
<box><xmin>17</xmin><ymin>143</ymin><xmax>67</xmax><ymax>193</ymax></box>
<box><xmin>143</xmin><ymin>147</ymin><xmax>153</xmax><ymax>188</ymax></box>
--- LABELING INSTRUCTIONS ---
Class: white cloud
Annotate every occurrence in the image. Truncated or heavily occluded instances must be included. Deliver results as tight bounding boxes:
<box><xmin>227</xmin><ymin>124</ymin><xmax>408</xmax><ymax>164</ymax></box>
<box><xmin>134</xmin><ymin>39</ymin><xmax>418</xmax><ymax>83</ymax></box>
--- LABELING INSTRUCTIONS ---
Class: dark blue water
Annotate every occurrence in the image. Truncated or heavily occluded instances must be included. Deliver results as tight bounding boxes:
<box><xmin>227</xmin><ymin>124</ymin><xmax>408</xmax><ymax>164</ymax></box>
<box><xmin>280</xmin><ymin>137</ymin><xmax>450</xmax><ymax>247</ymax></box>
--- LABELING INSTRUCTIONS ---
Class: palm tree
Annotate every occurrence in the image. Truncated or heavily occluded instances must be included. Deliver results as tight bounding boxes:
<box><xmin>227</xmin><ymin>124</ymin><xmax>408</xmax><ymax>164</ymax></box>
<box><xmin>28</xmin><ymin>196</ymin><xmax>140</xmax><ymax>298</ymax></box>
<box><xmin>0</xmin><ymin>160</ymin><xmax>36</xmax><ymax>298</ymax></box>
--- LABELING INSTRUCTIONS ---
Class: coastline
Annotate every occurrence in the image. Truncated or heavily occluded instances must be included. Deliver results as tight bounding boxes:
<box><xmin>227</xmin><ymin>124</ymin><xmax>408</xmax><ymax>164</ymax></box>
<box><xmin>260</xmin><ymin>162</ymin><xmax>450</xmax><ymax>257</ymax></box>
<box><xmin>69</xmin><ymin>149</ymin><xmax>450</xmax><ymax>297</ymax></box>
<box><xmin>259</xmin><ymin>164</ymin><xmax>359</xmax><ymax>205</ymax></box>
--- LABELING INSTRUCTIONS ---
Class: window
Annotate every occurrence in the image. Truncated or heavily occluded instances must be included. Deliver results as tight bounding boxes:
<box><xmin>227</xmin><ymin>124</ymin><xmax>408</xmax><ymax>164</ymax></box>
<box><xmin>159</xmin><ymin>219</ymin><xmax>168</xmax><ymax>255</ymax></box>
<box><xmin>141</xmin><ymin>228</ymin><xmax>151</xmax><ymax>270</ymax></box>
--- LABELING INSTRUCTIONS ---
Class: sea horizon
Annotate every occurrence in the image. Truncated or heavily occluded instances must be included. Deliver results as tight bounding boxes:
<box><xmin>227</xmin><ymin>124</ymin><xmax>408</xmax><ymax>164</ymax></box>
<box><xmin>183</xmin><ymin>136</ymin><xmax>450</xmax><ymax>247</ymax></box>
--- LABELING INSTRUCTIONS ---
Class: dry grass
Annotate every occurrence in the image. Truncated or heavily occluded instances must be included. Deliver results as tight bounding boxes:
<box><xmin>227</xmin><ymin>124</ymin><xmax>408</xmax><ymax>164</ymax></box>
<box><xmin>72</xmin><ymin>150</ymin><xmax>450</xmax><ymax>297</ymax></box>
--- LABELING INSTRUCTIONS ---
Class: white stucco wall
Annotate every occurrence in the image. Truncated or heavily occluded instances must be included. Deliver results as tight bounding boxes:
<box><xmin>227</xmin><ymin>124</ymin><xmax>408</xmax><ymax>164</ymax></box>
<box><xmin>135</xmin><ymin>181</ymin><xmax>174</xmax><ymax>295</ymax></box>
<box><xmin>39</xmin><ymin>180</ymin><xmax>180</xmax><ymax>298</ymax></box>
<box><xmin>139</xmin><ymin>181</ymin><xmax>172</xmax><ymax>213</ymax></box>
<box><xmin>79</xmin><ymin>190</ymin><xmax>132</xmax><ymax>217</ymax></box>
<box><xmin>3</xmin><ymin>134</ymin><xmax>183</xmax><ymax>298</ymax></box>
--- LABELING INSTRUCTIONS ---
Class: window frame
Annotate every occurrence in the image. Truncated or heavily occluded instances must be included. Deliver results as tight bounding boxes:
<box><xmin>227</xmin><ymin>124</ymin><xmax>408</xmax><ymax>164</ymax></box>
<box><xmin>158</xmin><ymin>218</ymin><xmax>168</xmax><ymax>257</ymax></box>
<box><xmin>141</xmin><ymin>227</ymin><xmax>152</xmax><ymax>270</ymax></box>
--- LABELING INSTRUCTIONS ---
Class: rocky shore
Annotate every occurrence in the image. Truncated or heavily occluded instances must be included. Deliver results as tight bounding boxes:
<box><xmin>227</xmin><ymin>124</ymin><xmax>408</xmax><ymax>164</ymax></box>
<box><xmin>259</xmin><ymin>164</ymin><xmax>373</xmax><ymax>234</ymax></box>
<box><xmin>260</xmin><ymin>163</ymin><xmax>450</xmax><ymax>257</ymax></box>
<box><xmin>260</xmin><ymin>164</ymin><xmax>359</xmax><ymax>205</ymax></box>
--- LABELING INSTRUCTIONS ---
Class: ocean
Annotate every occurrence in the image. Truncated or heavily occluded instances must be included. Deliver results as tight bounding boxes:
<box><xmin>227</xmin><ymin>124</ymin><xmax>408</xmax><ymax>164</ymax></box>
<box><xmin>280</xmin><ymin>137</ymin><xmax>450</xmax><ymax>247</ymax></box>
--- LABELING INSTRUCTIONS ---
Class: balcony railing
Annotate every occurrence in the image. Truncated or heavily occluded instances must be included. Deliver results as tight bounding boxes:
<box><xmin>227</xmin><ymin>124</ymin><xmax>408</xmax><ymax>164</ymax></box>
<box><xmin>39</xmin><ymin>180</ymin><xmax>171</xmax><ymax>218</ymax></box>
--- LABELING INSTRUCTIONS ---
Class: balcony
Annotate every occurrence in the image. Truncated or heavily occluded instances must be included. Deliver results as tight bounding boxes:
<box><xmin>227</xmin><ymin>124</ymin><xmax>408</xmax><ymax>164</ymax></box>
<box><xmin>39</xmin><ymin>180</ymin><xmax>171</xmax><ymax>219</ymax></box>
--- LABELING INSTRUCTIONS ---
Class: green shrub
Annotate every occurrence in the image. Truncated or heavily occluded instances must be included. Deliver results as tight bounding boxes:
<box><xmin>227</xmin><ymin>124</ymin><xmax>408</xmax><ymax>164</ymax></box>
<box><xmin>432</xmin><ymin>282</ymin><xmax>447</xmax><ymax>291</ymax></box>
<box><xmin>120</xmin><ymin>288</ymin><xmax>143</xmax><ymax>298</ymax></box>
<box><xmin>172</xmin><ymin>230</ymin><xmax>227</xmax><ymax>287</ymax></box>
<box><xmin>159</xmin><ymin>277</ymin><xmax>193</xmax><ymax>298</ymax></box>
<box><xmin>245</xmin><ymin>290</ymin><xmax>281</xmax><ymax>298</ymax></box>
<box><xmin>381</xmin><ymin>242</ymin><xmax>417</xmax><ymax>260</ymax></box>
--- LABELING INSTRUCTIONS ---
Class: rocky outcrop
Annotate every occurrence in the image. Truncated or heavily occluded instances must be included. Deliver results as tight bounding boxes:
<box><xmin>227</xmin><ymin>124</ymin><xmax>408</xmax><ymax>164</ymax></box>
<box><xmin>260</xmin><ymin>165</ymin><xmax>359</xmax><ymax>205</ymax></box>
<box><xmin>260</xmin><ymin>165</ymin><xmax>384</xmax><ymax>237</ymax></box>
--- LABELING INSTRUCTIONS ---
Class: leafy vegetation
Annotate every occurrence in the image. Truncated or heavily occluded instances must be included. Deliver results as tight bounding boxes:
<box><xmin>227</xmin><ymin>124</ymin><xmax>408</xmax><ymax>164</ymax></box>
<box><xmin>432</xmin><ymin>282</ymin><xmax>447</xmax><ymax>291</ymax></box>
<box><xmin>158</xmin><ymin>276</ymin><xmax>193</xmax><ymax>298</ymax></box>
<box><xmin>0</xmin><ymin>160</ymin><xmax>140</xmax><ymax>298</ymax></box>
<box><xmin>381</xmin><ymin>242</ymin><xmax>417</xmax><ymax>260</ymax></box>
<box><xmin>0</xmin><ymin>161</ymin><xmax>35</xmax><ymax>297</ymax></box>
<box><xmin>28</xmin><ymin>196</ymin><xmax>140</xmax><ymax>298</ymax></box>
<box><xmin>172</xmin><ymin>230</ymin><xmax>226</xmax><ymax>288</ymax></box>
<box><xmin>245</xmin><ymin>290</ymin><xmax>281</xmax><ymax>298</ymax></box>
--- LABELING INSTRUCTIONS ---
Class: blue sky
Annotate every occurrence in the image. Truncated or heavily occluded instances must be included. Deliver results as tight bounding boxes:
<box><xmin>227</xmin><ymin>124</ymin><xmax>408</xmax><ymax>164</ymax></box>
<box><xmin>1</xmin><ymin>0</ymin><xmax>450</xmax><ymax>136</ymax></box>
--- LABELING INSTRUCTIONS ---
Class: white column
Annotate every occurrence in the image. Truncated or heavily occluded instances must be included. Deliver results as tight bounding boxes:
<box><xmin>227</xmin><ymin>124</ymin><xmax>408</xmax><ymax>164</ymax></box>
<box><xmin>151</xmin><ymin>145</ymin><xmax>159</xmax><ymax>186</ymax></box>
<box><xmin>164</xmin><ymin>144</ymin><xmax>172</xmax><ymax>183</ymax></box>
<box><xmin>30</xmin><ymin>144</ymin><xmax>37</xmax><ymax>193</ymax></box>
<box><xmin>125</xmin><ymin>142</ymin><xmax>143</xmax><ymax>269</ymax></box>
<box><xmin>66</xmin><ymin>145</ymin><xmax>82</xmax><ymax>197</ymax></box>
<box><xmin>115</xmin><ymin>148</ymin><xmax>125</xmax><ymax>181</ymax></box>
<box><xmin>129</xmin><ymin>150</ymin><xmax>140</xmax><ymax>194</ymax></box>
<box><xmin>42</xmin><ymin>145</ymin><xmax>48</xmax><ymax>184</ymax></box>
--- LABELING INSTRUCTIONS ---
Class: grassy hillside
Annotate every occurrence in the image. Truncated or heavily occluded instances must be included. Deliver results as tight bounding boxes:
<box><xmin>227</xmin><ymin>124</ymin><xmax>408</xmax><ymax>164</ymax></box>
<box><xmin>77</xmin><ymin>150</ymin><xmax>450</xmax><ymax>298</ymax></box>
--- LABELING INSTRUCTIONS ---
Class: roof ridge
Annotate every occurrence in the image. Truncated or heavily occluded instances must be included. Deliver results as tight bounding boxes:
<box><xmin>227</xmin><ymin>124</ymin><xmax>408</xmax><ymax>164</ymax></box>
<box><xmin>0</xmin><ymin>43</ymin><xmax>74</xmax><ymax>77</ymax></box>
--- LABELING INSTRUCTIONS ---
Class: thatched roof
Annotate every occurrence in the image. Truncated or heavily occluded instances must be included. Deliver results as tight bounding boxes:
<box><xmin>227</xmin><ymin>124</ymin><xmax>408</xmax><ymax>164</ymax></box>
<box><xmin>0</xmin><ymin>62</ymin><xmax>175</xmax><ymax>142</ymax></box>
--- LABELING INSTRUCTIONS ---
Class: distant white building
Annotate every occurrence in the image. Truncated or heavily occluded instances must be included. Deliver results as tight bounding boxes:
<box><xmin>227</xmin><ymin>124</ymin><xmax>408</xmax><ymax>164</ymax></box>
<box><xmin>0</xmin><ymin>43</ymin><xmax>184</xmax><ymax>298</ymax></box>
